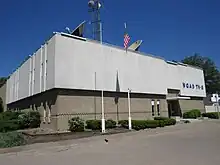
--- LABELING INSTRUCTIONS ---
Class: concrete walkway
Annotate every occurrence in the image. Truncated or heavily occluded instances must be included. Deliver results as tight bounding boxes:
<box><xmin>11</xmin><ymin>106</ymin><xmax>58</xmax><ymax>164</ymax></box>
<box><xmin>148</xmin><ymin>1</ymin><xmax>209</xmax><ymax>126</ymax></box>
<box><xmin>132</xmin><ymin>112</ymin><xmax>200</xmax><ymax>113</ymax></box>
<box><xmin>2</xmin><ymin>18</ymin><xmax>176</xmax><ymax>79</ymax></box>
<box><xmin>1</xmin><ymin>120</ymin><xmax>220</xmax><ymax>165</ymax></box>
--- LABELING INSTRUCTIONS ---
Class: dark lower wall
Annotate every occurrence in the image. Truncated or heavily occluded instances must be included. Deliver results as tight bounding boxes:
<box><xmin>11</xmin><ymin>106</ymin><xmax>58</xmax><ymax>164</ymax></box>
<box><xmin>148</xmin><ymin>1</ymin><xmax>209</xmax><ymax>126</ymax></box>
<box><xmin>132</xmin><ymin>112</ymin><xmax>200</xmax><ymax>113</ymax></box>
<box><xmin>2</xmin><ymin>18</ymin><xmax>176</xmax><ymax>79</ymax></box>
<box><xmin>6</xmin><ymin>88</ymin><xmax>173</xmax><ymax>131</ymax></box>
<box><xmin>55</xmin><ymin>89</ymin><xmax>168</xmax><ymax>130</ymax></box>
<box><xmin>7</xmin><ymin>89</ymin><xmax>59</xmax><ymax>130</ymax></box>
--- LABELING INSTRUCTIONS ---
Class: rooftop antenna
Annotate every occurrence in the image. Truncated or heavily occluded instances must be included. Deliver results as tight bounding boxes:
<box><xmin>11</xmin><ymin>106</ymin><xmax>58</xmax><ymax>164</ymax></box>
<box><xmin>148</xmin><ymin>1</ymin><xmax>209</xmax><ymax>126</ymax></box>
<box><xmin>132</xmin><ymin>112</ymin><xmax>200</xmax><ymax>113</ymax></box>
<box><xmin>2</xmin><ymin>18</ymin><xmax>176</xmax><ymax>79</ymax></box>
<box><xmin>88</xmin><ymin>0</ymin><xmax>102</xmax><ymax>42</ymax></box>
<box><xmin>65</xmin><ymin>27</ymin><xmax>71</xmax><ymax>34</ymax></box>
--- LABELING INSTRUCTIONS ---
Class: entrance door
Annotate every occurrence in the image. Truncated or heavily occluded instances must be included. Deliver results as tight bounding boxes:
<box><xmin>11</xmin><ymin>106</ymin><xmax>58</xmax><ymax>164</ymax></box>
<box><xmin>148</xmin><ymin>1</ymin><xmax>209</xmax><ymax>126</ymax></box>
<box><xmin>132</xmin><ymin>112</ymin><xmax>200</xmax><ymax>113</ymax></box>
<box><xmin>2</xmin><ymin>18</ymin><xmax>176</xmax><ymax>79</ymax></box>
<box><xmin>167</xmin><ymin>100</ymin><xmax>181</xmax><ymax>117</ymax></box>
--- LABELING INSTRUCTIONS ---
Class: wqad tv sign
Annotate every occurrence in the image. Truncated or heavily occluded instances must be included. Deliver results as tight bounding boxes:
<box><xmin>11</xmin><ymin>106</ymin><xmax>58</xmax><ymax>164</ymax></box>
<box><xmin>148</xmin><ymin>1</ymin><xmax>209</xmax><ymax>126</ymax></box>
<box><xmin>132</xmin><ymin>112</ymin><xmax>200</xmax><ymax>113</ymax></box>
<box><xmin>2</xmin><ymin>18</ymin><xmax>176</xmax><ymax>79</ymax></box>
<box><xmin>182</xmin><ymin>82</ymin><xmax>204</xmax><ymax>90</ymax></box>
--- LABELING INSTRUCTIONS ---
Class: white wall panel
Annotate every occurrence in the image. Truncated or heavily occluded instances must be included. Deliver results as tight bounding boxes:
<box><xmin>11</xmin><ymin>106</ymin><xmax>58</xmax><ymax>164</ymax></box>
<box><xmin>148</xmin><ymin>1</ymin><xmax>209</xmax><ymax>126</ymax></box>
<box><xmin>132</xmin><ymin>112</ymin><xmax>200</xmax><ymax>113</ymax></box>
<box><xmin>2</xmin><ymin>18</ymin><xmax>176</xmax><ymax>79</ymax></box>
<box><xmin>5</xmin><ymin>35</ymin><xmax>56</xmax><ymax>104</ymax></box>
<box><xmin>46</xmin><ymin>36</ymin><xmax>55</xmax><ymax>90</ymax></box>
<box><xmin>55</xmin><ymin>35</ymin><xmax>168</xmax><ymax>95</ymax></box>
<box><xmin>54</xmin><ymin>34</ymin><xmax>206</xmax><ymax>97</ymax></box>
<box><xmin>18</xmin><ymin>58</ymin><xmax>30</xmax><ymax>100</ymax></box>
<box><xmin>34</xmin><ymin>49</ymin><xmax>41</xmax><ymax>94</ymax></box>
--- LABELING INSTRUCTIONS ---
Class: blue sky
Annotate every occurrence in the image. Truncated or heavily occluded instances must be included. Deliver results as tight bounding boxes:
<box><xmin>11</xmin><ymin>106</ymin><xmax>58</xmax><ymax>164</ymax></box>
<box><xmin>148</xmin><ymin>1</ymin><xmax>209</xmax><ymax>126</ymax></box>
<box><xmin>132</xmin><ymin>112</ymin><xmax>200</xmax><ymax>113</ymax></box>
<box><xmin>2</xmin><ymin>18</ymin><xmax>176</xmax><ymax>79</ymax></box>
<box><xmin>0</xmin><ymin>0</ymin><xmax>220</xmax><ymax>77</ymax></box>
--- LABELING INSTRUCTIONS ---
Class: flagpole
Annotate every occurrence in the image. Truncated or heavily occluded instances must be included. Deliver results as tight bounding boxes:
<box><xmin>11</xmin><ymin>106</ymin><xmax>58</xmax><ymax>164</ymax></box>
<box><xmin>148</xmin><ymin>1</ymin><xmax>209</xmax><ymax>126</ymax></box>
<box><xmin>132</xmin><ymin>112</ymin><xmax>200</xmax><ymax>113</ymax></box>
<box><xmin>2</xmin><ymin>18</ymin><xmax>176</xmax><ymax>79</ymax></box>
<box><xmin>128</xmin><ymin>88</ymin><xmax>132</xmax><ymax>130</ymax></box>
<box><xmin>100</xmin><ymin>22</ymin><xmax>105</xmax><ymax>133</ymax></box>
<box><xmin>124</xmin><ymin>22</ymin><xmax>128</xmax><ymax>53</ymax></box>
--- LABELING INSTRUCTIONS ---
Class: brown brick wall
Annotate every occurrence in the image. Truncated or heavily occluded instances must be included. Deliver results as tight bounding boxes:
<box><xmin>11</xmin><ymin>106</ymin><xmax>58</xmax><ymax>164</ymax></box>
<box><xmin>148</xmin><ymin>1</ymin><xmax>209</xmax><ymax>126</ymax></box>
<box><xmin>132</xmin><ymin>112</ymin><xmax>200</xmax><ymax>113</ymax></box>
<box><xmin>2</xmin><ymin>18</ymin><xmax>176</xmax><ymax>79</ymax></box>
<box><xmin>179</xmin><ymin>99</ymin><xmax>205</xmax><ymax>114</ymax></box>
<box><xmin>56</xmin><ymin>92</ymin><xmax>168</xmax><ymax>131</ymax></box>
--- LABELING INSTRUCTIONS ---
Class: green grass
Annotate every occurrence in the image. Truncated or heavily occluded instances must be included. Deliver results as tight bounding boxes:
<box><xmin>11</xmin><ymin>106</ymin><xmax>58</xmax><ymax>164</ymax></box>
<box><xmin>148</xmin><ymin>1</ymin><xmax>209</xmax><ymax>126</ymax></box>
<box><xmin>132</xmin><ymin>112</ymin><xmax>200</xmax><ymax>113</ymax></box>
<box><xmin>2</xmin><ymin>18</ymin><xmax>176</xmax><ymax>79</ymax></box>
<box><xmin>0</xmin><ymin>132</ymin><xmax>26</xmax><ymax>148</ymax></box>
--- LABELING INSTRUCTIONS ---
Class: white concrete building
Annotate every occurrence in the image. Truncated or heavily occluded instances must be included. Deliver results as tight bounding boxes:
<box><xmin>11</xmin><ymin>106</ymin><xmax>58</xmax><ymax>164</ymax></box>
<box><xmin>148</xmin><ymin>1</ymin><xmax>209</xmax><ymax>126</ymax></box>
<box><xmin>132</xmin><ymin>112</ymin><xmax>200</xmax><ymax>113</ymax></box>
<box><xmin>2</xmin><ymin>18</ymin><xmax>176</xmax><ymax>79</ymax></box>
<box><xmin>5</xmin><ymin>33</ymin><xmax>206</xmax><ymax>130</ymax></box>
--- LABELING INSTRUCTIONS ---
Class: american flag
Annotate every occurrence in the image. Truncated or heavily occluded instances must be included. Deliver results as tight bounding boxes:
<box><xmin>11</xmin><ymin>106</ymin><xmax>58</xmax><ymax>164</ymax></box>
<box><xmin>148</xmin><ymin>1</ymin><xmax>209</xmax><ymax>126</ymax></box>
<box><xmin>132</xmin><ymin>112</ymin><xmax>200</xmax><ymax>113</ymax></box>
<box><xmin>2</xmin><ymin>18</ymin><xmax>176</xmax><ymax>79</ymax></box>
<box><xmin>124</xmin><ymin>33</ymin><xmax>130</xmax><ymax>49</ymax></box>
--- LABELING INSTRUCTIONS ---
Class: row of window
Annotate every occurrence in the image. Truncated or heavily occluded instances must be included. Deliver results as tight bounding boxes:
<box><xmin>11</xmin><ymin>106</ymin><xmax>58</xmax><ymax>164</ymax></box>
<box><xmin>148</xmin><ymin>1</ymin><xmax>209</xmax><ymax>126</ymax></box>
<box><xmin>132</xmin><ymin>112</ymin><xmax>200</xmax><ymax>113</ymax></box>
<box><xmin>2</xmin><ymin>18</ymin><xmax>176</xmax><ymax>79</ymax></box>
<box><xmin>151</xmin><ymin>100</ymin><xmax>160</xmax><ymax>116</ymax></box>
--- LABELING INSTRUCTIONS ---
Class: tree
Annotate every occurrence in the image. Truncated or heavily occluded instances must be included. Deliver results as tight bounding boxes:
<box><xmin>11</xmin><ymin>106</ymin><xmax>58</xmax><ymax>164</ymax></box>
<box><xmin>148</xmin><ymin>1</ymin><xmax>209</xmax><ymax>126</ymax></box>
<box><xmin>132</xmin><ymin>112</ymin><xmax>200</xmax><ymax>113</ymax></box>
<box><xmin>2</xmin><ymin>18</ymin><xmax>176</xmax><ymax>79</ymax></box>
<box><xmin>182</xmin><ymin>53</ymin><xmax>220</xmax><ymax>94</ymax></box>
<box><xmin>0</xmin><ymin>77</ymin><xmax>7</xmax><ymax>88</ymax></box>
<box><xmin>0</xmin><ymin>97</ymin><xmax>3</xmax><ymax>113</ymax></box>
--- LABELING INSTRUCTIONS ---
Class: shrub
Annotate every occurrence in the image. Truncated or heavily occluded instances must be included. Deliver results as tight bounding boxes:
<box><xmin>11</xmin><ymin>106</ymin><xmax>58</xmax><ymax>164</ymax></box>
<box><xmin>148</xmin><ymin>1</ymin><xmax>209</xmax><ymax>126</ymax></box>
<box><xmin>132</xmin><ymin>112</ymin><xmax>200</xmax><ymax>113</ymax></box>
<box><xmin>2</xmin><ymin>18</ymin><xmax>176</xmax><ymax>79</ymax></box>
<box><xmin>86</xmin><ymin>120</ymin><xmax>101</xmax><ymax>130</ymax></box>
<box><xmin>145</xmin><ymin>120</ymin><xmax>160</xmax><ymax>128</ymax></box>
<box><xmin>183</xmin><ymin>109</ymin><xmax>201</xmax><ymax>119</ymax></box>
<box><xmin>118</xmin><ymin>120</ymin><xmax>128</xmax><ymax>128</ymax></box>
<box><xmin>0</xmin><ymin>132</ymin><xmax>26</xmax><ymax>148</ymax></box>
<box><xmin>0</xmin><ymin>120</ymin><xmax>21</xmax><ymax>133</ymax></box>
<box><xmin>132</xmin><ymin>120</ymin><xmax>160</xmax><ymax>130</ymax></box>
<box><xmin>105</xmin><ymin>119</ymin><xmax>116</xmax><ymax>129</ymax></box>
<box><xmin>0</xmin><ymin>97</ymin><xmax>3</xmax><ymax>113</ymax></box>
<box><xmin>18</xmin><ymin>111</ymin><xmax>41</xmax><ymax>129</ymax></box>
<box><xmin>157</xmin><ymin>120</ymin><xmax>165</xmax><ymax>127</ymax></box>
<box><xmin>202</xmin><ymin>112</ymin><xmax>219</xmax><ymax>119</ymax></box>
<box><xmin>154</xmin><ymin>117</ymin><xmax>176</xmax><ymax>126</ymax></box>
<box><xmin>0</xmin><ymin>111</ymin><xmax>23</xmax><ymax>121</ymax></box>
<box><xmin>86</xmin><ymin>119</ymin><xmax>117</xmax><ymax>130</ymax></box>
<box><xmin>68</xmin><ymin>117</ymin><xmax>84</xmax><ymax>132</ymax></box>
<box><xmin>132</xmin><ymin>120</ymin><xmax>147</xmax><ymax>130</ymax></box>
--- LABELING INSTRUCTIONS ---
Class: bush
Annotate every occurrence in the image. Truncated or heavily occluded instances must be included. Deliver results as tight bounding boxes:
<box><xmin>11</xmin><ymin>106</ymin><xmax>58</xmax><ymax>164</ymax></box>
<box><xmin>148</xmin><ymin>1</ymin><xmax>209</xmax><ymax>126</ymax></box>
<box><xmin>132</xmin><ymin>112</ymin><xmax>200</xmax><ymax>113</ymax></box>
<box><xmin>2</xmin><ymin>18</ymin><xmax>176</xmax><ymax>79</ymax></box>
<box><xmin>145</xmin><ymin>120</ymin><xmax>160</xmax><ymax>128</ymax></box>
<box><xmin>0</xmin><ymin>111</ymin><xmax>23</xmax><ymax>121</ymax></box>
<box><xmin>68</xmin><ymin>117</ymin><xmax>84</xmax><ymax>132</ymax></box>
<box><xmin>132</xmin><ymin>120</ymin><xmax>147</xmax><ymax>130</ymax></box>
<box><xmin>183</xmin><ymin>109</ymin><xmax>201</xmax><ymax>119</ymax></box>
<box><xmin>0</xmin><ymin>111</ymin><xmax>41</xmax><ymax>132</ymax></box>
<box><xmin>86</xmin><ymin>119</ymin><xmax>117</xmax><ymax>130</ymax></box>
<box><xmin>202</xmin><ymin>112</ymin><xmax>219</xmax><ymax>119</ymax></box>
<box><xmin>105</xmin><ymin>119</ymin><xmax>116</xmax><ymax>129</ymax></box>
<box><xmin>18</xmin><ymin>111</ymin><xmax>41</xmax><ymax>129</ymax></box>
<box><xmin>0</xmin><ymin>132</ymin><xmax>26</xmax><ymax>148</ymax></box>
<box><xmin>157</xmin><ymin>120</ymin><xmax>165</xmax><ymax>127</ymax></box>
<box><xmin>86</xmin><ymin>120</ymin><xmax>101</xmax><ymax>130</ymax></box>
<box><xmin>0</xmin><ymin>120</ymin><xmax>21</xmax><ymax>133</ymax></box>
<box><xmin>118</xmin><ymin>120</ymin><xmax>128</xmax><ymax>128</ymax></box>
<box><xmin>154</xmin><ymin>117</ymin><xmax>176</xmax><ymax>126</ymax></box>
<box><xmin>132</xmin><ymin>120</ymin><xmax>160</xmax><ymax>130</ymax></box>
<box><xmin>0</xmin><ymin>97</ymin><xmax>3</xmax><ymax>113</ymax></box>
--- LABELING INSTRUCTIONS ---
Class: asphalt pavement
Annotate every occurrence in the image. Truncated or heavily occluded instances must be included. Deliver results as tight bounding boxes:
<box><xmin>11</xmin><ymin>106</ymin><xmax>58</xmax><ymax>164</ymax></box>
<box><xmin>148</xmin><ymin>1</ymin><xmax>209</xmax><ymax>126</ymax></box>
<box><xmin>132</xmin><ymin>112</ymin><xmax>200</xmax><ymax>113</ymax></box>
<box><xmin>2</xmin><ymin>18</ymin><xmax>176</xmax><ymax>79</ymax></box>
<box><xmin>1</xmin><ymin>120</ymin><xmax>220</xmax><ymax>165</ymax></box>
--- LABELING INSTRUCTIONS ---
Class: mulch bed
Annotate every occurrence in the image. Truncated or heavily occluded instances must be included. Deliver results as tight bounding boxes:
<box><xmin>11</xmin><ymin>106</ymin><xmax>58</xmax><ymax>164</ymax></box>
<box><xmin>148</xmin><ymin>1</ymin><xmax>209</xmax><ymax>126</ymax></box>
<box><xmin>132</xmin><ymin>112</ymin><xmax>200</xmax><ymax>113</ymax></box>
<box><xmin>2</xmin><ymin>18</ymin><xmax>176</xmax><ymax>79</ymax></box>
<box><xmin>21</xmin><ymin>127</ymin><xmax>130</xmax><ymax>145</ymax></box>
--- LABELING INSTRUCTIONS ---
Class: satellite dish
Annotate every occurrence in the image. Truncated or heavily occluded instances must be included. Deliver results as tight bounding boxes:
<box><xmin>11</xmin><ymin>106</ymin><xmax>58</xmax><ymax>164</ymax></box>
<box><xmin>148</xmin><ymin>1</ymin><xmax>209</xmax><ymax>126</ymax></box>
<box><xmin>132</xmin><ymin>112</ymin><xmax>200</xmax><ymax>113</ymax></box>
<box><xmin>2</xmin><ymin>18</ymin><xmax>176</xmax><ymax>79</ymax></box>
<box><xmin>98</xmin><ymin>2</ymin><xmax>102</xmax><ymax>8</ymax></box>
<box><xmin>211</xmin><ymin>94</ymin><xmax>220</xmax><ymax>103</ymax></box>
<box><xmin>71</xmin><ymin>21</ymin><xmax>86</xmax><ymax>37</ymax></box>
<box><xmin>128</xmin><ymin>40</ymin><xmax>143</xmax><ymax>51</ymax></box>
<box><xmin>88</xmin><ymin>0</ymin><xmax>95</xmax><ymax>8</ymax></box>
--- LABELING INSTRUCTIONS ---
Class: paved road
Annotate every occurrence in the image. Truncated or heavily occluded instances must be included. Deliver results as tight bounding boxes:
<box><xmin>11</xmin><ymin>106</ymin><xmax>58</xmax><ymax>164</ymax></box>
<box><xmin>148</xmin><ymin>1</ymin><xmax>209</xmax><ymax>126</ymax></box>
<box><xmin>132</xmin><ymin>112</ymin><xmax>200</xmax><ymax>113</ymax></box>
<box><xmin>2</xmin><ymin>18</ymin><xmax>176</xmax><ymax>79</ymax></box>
<box><xmin>1</xmin><ymin>121</ymin><xmax>220</xmax><ymax>165</ymax></box>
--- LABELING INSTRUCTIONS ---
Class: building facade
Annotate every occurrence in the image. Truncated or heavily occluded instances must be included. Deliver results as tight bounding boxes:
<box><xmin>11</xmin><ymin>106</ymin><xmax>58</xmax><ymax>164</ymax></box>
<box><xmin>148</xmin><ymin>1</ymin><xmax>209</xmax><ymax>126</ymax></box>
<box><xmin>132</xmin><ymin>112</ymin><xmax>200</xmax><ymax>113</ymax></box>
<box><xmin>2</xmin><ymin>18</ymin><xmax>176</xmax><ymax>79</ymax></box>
<box><xmin>5</xmin><ymin>33</ymin><xmax>206</xmax><ymax>130</ymax></box>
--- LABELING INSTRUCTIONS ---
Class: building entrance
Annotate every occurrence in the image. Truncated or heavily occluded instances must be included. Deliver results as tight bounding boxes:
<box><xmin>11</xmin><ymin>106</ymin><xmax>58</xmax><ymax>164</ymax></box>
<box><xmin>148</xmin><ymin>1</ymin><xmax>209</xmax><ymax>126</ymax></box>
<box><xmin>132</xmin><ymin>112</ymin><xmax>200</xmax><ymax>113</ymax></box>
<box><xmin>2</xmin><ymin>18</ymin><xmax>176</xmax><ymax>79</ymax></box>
<box><xmin>167</xmin><ymin>100</ymin><xmax>181</xmax><ymax>117</ymax></box>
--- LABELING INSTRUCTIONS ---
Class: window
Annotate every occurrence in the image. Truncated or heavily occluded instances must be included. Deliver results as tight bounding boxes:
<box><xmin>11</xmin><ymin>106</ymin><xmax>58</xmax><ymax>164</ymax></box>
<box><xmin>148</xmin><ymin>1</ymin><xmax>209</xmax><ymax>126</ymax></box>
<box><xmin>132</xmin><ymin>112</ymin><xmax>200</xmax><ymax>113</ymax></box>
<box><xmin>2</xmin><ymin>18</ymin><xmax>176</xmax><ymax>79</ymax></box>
<box><xmin>157</xmin><ymin>100</ymin><xmax>160</xmax><ymax>116</ymax></box>
<box><xmin>48</xmin><ymin>108</ymin><xmax>51</xmax><ymax>124</ymax></box>
<box><xmin>151</xmin><ymin>100</ymin><xmax>155</xmax><ymax>116</ymax></box>
<box><xmin>43</xmin><ymin>108</ymin><xmax>46</xmax><ymax>123</ymax></box>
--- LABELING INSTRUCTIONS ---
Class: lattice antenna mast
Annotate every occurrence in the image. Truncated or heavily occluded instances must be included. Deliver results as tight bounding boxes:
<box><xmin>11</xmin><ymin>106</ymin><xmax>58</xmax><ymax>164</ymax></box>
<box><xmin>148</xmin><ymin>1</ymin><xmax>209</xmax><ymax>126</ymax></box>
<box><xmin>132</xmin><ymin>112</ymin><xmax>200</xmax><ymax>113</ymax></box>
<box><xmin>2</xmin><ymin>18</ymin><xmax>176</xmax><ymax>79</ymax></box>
<box><xmin>88</xmin><ymin>0</ymin><xmax>102</xmax><ymax>42</ymax></box>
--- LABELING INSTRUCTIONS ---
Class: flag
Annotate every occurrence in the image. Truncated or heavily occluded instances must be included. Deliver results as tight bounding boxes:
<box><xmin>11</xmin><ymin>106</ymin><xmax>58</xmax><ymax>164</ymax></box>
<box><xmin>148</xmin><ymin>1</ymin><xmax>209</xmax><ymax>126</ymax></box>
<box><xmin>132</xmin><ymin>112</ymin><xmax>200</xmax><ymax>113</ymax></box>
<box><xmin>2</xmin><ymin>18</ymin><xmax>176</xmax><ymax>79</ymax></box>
<box><xmin>124</xmin><ymin>33</ymin><xmax>130</xmax><ymax>49</ymax></box>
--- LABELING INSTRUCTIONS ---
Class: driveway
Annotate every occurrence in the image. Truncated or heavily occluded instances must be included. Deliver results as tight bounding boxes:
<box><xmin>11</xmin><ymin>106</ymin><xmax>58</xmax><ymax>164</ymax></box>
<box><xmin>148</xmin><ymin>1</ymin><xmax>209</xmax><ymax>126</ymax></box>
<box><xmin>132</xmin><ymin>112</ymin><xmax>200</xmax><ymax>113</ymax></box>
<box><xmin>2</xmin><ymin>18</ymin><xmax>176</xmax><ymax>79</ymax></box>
<box><xmin>1</xmin><ymin>120</ymin><xmax>220</xmax><ymax>165</ymax></box>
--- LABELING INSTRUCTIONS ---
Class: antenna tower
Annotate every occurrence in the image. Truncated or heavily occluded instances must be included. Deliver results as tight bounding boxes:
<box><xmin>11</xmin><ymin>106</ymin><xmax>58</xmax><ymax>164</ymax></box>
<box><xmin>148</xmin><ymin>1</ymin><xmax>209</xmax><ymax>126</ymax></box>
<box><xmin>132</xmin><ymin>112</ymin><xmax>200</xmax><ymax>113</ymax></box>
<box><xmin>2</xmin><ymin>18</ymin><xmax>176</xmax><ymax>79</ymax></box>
<box><xmin>88</xmin><ymin>0</ymin><xmax>102</xmax><ymax>42</ymax></box>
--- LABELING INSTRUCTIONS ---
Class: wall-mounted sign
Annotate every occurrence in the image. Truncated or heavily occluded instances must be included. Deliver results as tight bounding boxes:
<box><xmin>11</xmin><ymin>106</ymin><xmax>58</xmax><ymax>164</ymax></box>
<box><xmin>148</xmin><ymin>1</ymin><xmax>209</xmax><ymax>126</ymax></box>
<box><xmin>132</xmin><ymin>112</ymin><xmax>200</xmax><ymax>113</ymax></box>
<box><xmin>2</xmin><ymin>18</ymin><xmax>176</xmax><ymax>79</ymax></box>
<box><xmin>182</xmin><ymin>82</ymin><xmax>204</xmax><ymax>90</ymax></box>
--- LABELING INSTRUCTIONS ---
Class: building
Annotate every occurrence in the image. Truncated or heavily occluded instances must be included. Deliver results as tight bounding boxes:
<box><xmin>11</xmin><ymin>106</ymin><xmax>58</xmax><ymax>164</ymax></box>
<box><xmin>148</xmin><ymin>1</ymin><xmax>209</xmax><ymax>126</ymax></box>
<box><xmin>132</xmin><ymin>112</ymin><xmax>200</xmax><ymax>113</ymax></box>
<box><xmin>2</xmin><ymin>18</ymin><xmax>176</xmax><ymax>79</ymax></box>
<box><xmin>0</xmin><ymin>83</ymin><xmax>7</xmax><ymax>112</ymax></box>
<box><xmin>5</xmin><ymin>32</ymin><xmax>206</xmax><ymax>130</ymax></box>
<box><xmin>204</xmin><ymin>94</ymin><xmax>220</xmax><ymax>113</ymax></box>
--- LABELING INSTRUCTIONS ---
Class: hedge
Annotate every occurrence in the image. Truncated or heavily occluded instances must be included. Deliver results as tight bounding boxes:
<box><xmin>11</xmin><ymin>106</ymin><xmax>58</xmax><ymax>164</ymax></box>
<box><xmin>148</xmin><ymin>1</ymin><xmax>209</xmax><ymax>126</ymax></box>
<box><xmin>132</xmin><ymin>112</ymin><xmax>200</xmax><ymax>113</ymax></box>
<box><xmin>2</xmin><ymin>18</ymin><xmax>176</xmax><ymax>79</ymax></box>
<box><xmin>154</xmin><ymin>117</ymin><xmax>176</xmax><ymax>126</ymax></box>
<box><xmin>86</xmin><ymin>120</ymin><xmax>101</xmax><ymax>130</ymax></box>
<box><xmin>86</xmin><ymin>119</ymin><xmax>117</xmax><ymax>130</ymax></box>
<box><xmin>0</xmin><ymin>111</ymin><xmax>41</xmax><ymax>132</ymax></box>
<box><xmin>202</xmin><ymin>112</ymin><xmax>219</xmax><ymax>119</ymax></box>
<box><xmin>183</xmin><ymin>109</ymin><xmax>201</xmax><ymax>119</ymax></box>
<box><xmin>0</xmin><ymin>120</ymin><xmax>21</xmax><ymax>133</ymax></box>
<box><xmin>0</xmin><ymin>132</ymin><xmax>26</xmax><ymax>148</ymax></box>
